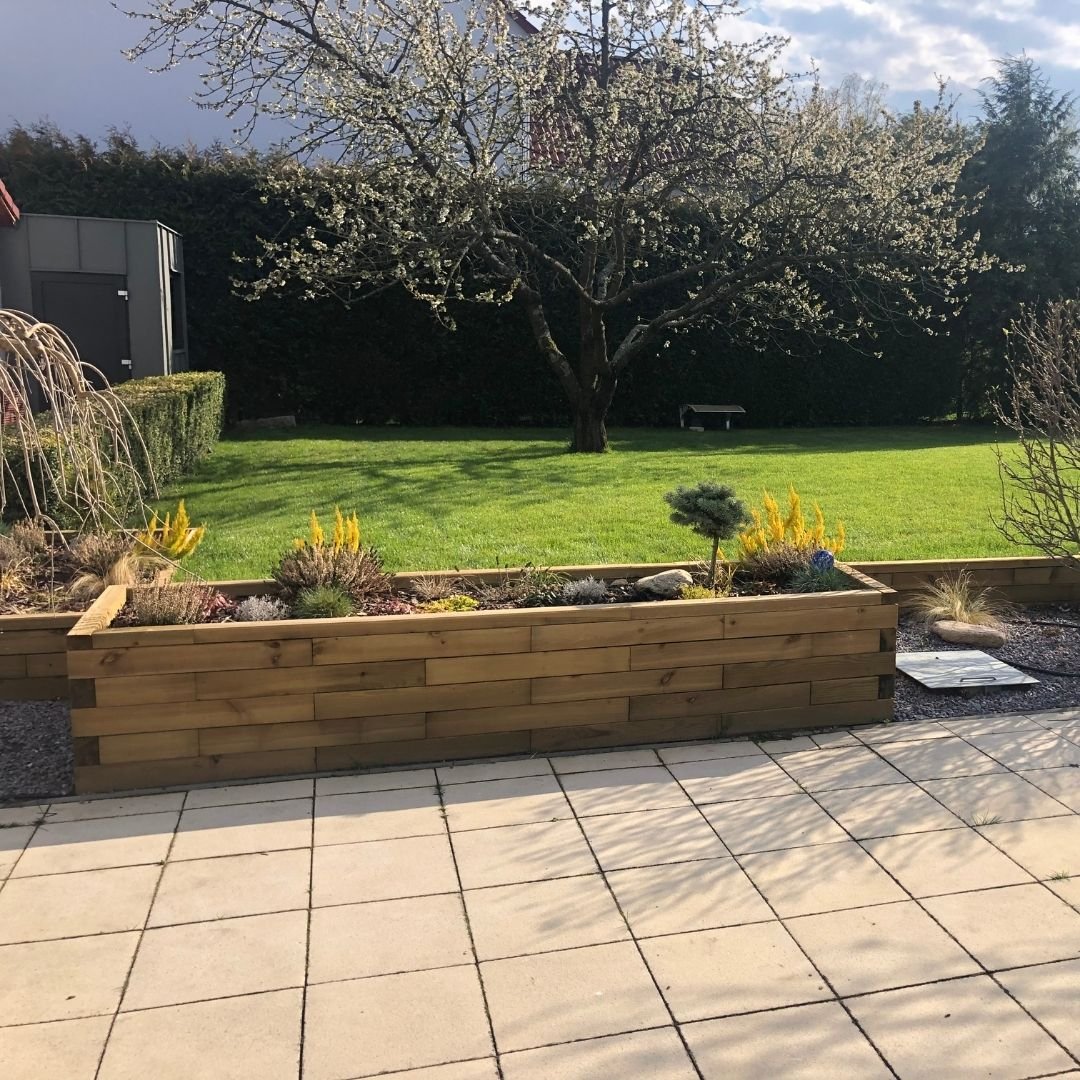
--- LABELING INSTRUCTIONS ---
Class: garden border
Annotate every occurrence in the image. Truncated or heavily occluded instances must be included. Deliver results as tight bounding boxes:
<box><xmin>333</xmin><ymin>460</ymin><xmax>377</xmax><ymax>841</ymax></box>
<box><xmin>64</xmin><ymin>561</ymin><xmax>897</xmax><ymax>794</ymax></box>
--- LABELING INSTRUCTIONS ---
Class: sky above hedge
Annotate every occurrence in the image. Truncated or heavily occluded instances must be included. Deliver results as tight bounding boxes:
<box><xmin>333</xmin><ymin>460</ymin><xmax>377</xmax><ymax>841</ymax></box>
<box><xmin>3</xmin><ymin>0</ymin><xmax>1077</xmax><ymax>148</ymax></box>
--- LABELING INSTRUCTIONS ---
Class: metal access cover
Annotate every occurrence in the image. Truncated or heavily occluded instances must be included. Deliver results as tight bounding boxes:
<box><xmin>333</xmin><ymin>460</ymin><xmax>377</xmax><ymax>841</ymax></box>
<box><xmin>897</xmin><ymin>650</ymin><xmax>1039</xmax><ymax>691</ymax></box>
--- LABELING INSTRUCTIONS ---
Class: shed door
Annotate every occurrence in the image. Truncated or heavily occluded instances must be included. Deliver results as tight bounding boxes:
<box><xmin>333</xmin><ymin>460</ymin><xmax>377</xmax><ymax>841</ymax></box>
<box><xmin>31</xmin><ymin>272</ymin><xmax>131</xmax><ymax>387</ymax></box>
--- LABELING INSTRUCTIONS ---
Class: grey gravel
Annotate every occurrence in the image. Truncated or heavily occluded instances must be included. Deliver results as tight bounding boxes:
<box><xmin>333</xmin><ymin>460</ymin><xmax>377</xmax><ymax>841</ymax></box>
<box><xmin>897</xmin><ymin>604</ymin><xmax>1080</xmax><ymax>721</ymax></box>
<box><xmin>0</xmin><ymin>699</ymin><xmax>73</xmax><ymax>803</ymax></box>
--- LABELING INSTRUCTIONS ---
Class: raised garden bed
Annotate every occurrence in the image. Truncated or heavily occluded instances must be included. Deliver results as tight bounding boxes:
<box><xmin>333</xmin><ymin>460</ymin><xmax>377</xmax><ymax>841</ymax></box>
<box><xmin>65</xmin><ymin>562</ymin><xmax>897</xmax><ymax>794</ymax></box>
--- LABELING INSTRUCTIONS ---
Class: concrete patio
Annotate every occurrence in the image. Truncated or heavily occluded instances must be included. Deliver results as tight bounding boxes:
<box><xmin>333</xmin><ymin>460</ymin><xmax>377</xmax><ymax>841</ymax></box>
<box><xmin>2</xmin><ymin>709</ymin><xmax>1080</xmax><ymax>1079</ymax></box>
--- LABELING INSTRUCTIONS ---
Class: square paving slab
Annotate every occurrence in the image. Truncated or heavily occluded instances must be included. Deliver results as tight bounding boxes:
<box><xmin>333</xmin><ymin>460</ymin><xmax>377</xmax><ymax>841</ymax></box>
<box><xmin>2</xmin><ymin>707</ymin><xmax>1079</xmax><ymax>1078</ymax></box>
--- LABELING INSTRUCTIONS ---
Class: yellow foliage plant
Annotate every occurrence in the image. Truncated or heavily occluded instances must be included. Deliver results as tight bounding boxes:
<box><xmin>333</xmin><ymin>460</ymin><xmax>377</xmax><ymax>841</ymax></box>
<box><xmin>137</xmin><ymin>500</ymin><xmax>206</xmax><ymax>561</ymax></box>
<box><xmin>738</xmin><ymin>487</ymin><xmax>845</xmax><ymax>557</ymax></box>
<box><xmin>294</xmin><ymin>508</ymin><xmax>362</xmax><ymax>554</ymax></box>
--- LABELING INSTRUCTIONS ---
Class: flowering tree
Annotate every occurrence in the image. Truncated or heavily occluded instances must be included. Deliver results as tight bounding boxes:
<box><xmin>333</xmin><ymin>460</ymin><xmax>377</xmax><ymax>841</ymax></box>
<box><xmin>126</xmin><ymin>0</ymin><xmax>986</xmax><ymax>452</ymax></box>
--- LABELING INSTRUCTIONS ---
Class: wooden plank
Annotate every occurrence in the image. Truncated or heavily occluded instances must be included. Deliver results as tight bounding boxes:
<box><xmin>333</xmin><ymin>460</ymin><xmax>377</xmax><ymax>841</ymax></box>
<box><xmin>1012</xmin><ymin>567</ymin><xmax>1053</xmax><ymax>586</ymax></box>
<box><xmin>0</xmin><ymin>676</ymin><xmax>67</xmax><ymax>700</ymax></box>
<box><xmin>724</xmin><ymin>652</ymin><xmax>894</xmax><ymax>689</ymax></box>
<box><xmin>74</xmin><ymin>748</ymin><xmax>317</xmax><ymax>794</ymax></box>
<box><xmin>427</xmin><ymin>697</ymin><xmax>629</xmax><ymax>738</ymax></box>
<box><xmin>200</xmin><ymin>713</ymin><xmax>427</xmax><ymax>756</ymax></box>
<box><xmin>532</xmin><ymin>616</ymin><xmax>726</xmax><ymax>652</ymax></box>
<box><xmin>1050</xmin><ymin>564</ymin><xmax>1080</xmax><ymax>584</ymax></box>
<box><xmin>631</xmin><ymin>634</ymin><xmax>809</xmax><ymax>671</ymax></box>
<box><xmin>0</xmin><ymin>629</ymin><xmax>70</xmax><ymax>656</ymax></box>
<box><xmin>0</xmin><ymin>656</ymin><xmax>28</xmax><ymax>679</ymax></box>
<box><xmin>189</xmin><ymin>603</ymin><xmax>633</xmax><ymax>643</ymax></box>
<box><xmin>73</xmin><ymin>736</ymin><xmax>100</xmax><ymax>767</ymax></box>
<box><xmin>811</xmin><ymin>629</ymin><xmax>882</xmax><ymax>657</ymax></box>
<box><xmin>628</xmin><ymin>682</ymin><xmax>810</xmax><ymax>721</ymax></box>
<box><xmin>0</xmin><ymin>612</ymin><xmax>80</xmax><ymax>632</ymax></box>
<box><xmin>196</xmin><ymin>660</ymin><xmax>425</xmax><ymax>701</ymax></box>
<box><xmin>26</xmin><ymin>653</ymin><xmax>66</xmax><ymax>678</ymax></box>
<box><xmin>811</xmin><ymin>677</ymin><xmax>881</xmax><ymax>705</ymax></box>
<box><xmin>316</xmin><ymin>731</ymin><xmax>531</xmax><ymax>772</ymax></box>
<box><xmin>68</xmin><ymin>638</ymin><xmax>313</xmax><ymax>679</ymax></box>
<box><xmin>651</xmin><ymin>588</ymin><xmax>874</xmax><ymax>617</ymax></box>
<box><xmin>95</xmin><ymin>673</ymin><xmax>196</xmax><ymax>708</ymax></box>
<box><xmin>99</xmin><ymin>729</ymin><xmax>200</xmax><ymax>765</ymax></box>
<box><xmin>316</xmin><ymin>679</ymin><xmax>531</xmax><ymax>721</ymax></box>
<box><xmin>1002</xmin><ymin>584</ymin><xmax>1080</xmax><ymax>604</ymax></box>
<box><xmin>313</xmin><ymin>627</ymin><xmax>531</xmax><ymax>665</ymax></box>
<box><xmin>725</xmin><ymin>605</ymin><xmax>895</xmax><ymax>639</ymax></box>
<box><xmin>68</xmin><ymin>585</ymin><xmax>129</xmax><ymax>647</ymax></box>
<box><xmin>91</xmin><ymin>627</ymin><xmax>199</xmax><ymax>649</ymax></box>
<box><xmin>531</xmin><ymin>665</ymin><xmax>725</xmax><ymax>704</ymax></box>
<box><xmin>72</xmin><ymin>694</ymin><xmax>315</xmax><ymax>737</ymax></box>
<box><xmin>427</xmin><ymin>647</ymin><xmax>630</xmax><ymax>686</ymax></box>
<box><xmin>722</xmin><ymin>697</ymin><xmax>893</xmax><ymax>736</ymax></box>
<box><xmin>531</xmin><ymin>715</ymin><xmax>718</xmax><ymax>753</ymax></box>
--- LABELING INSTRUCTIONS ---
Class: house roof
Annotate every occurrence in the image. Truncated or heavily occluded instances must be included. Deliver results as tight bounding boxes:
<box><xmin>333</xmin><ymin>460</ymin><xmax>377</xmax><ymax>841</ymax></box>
<box><xmin>0</xmin><ymin>179</ymin><xmax>19</xmax><ymax>227</ymax></box>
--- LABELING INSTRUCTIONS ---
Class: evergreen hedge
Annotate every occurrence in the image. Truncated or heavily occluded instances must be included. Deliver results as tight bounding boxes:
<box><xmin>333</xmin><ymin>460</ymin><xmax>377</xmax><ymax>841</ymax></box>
<box><xmin>0</xmin><ymin>125</ymin><xmax>965</xmax><ymax>429</ymax></box>
<box><xmin>1</xmin><ymin>371</ymin><xmax>225</xmax><ymax>523</ymax></box>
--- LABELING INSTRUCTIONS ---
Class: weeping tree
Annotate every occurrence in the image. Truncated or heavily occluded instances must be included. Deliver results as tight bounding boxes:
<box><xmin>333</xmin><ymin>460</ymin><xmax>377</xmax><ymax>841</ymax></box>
<box><xmin>995</xmin><ymin>299</ymin><xmax>1080</xmax><ymax>568</ymax></box>
<box><xmin>0</xmin><ymin>310</ymin><xmax>152</xmax><ymax>528</ymax></box>
<box><xmin>126</xmin><ymin>0</ymin><xmax>986</xmax><ymax>452</ymax></box>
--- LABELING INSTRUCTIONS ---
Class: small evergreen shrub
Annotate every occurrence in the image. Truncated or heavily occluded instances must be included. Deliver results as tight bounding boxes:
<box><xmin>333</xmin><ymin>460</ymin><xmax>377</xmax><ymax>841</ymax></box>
<box><xmin>678</xmin><ymin>583</ymin><xmax>715</xmax><ymax>600</ymax></box>
<box><xmin>561</xmin><ymin>576</ymin><xmax>609</xmax><ymax>604</ymax></box>
<box><xmin>294</xmin><ymin>583</ymin><xmax>355</xmax><ymax>619</ymax></box>
<box><xmin>235</xmin><ymin>594</ymin><xmax>290</xmax><ymax>621</ymax></box>
<box><xmin>789</xmin><ymin>565</ymin><xmax>852</xmax><ymax>593</ymax></box>
<box><xmin>421</xmin><ymin>594</ymin><xmax>479</xmax><ymax>612</ymax></box>
<box><xmin>740</xmin><ymin>542</ymin><xmax>814</xmax><ymax>584</ymax></box>
<box><xmin>664</xmin><ymin>482</ymin><xmax>750</xmax><ymax>587</ymax></box>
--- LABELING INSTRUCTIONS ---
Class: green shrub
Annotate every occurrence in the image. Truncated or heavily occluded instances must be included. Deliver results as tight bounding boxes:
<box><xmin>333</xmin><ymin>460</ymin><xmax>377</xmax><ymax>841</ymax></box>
<box><xmin>788</xmin><ymin>566</ymin><xmax>852</xmax><ymax>593</ymax></box>
<box><xmin>664</xmin><ymin>482</ymin><xmax>750</xmax><ymax>587</ymax></box>
<box><xmin>421</xmin><ymin>594</ymin><xmax>479</xmax><ymax>612</ymax></box>
<box><xmin>294</xmin><ymin>583</ymin><xmax>355</xmax><ymax>619</ymax></box>
<box><xmin>116</xmin><ymin>371</ymin><xmax>225</xmax><ymax>488</ymax></box>
<box><xmin>1</xmin><ymin>372</ymin><xmax>225</xmax><ymax>524</ymax></box>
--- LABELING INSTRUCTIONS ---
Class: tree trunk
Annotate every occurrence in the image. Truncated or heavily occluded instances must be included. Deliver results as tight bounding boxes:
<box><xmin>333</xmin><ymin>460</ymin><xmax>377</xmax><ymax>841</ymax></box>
<box><xmin>571</xmin><ymin>404</ymin><xmax>610</xmax><ymax>452</ymax></box>
<box><xmin>568</xmin><ymin>305</ymin><xmax>617</xmax><ymax>452</ymax></box>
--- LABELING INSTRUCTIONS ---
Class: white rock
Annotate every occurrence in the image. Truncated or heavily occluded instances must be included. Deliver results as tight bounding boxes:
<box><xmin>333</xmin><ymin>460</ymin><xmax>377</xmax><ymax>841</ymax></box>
<box><xmin>636</xmin><ymin>569</ymin><xmax>694</xmax><ymax>598</ymax></box>
<box><xmin>931</xmin><ymin>620</ymin><xmax>1007</xmax><ymax>648</ymax></box>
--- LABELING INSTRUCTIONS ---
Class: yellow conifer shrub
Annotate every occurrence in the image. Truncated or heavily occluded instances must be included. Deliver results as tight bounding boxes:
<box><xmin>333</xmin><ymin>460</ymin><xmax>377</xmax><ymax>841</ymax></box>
<box><xmin>137</xmin><ymin>500</ymin><xmax>206</xmax><ymax>560</ymax></box>
<box><xmin>737</xmin><ymin>487</ymin><xmax>844</xmax><ymax>557</ymax></box>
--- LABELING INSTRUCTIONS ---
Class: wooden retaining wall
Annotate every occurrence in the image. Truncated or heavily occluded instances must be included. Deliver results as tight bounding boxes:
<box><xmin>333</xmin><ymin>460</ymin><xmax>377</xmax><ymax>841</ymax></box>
<box><xmin>0</xmin><ymin>612</ymin><xmax>80</xmax><ymax>700</ymax></box>
<box><xmin>851</xmin><ymin>556</ymin><xmax>1080</xmax><ymax>606</ymax></box>
<box><xmin>65</xmin><ymin>566</ymin><xmax>896</xmax><ymax>794</ymax></box>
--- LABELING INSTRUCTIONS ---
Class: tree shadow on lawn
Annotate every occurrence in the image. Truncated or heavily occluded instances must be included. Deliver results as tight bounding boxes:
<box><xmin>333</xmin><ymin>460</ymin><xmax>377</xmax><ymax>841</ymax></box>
<box><xmin>222</xmin><ymin>423</ymin><xmax>1006</xmax><ymax>458</ymax></box>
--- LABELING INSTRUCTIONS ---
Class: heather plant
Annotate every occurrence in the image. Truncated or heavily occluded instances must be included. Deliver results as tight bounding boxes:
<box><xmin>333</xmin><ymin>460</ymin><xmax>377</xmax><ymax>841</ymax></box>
<box><xmin>561</xmin><ymin>577</ymin><xmax>609</xmax><ymax>604</ymax></box>
<box><xmin>235</xmin><ymin>595</ymin><xmax>290</xmax><ymax>622</ymax></box>
<box><xmin>273</xmin><ymin>508</ymin><xmax>390</xmax><ymax>604</ymax></box>
<box><xmin>128</xmin><ymin>581</ymin><xmax>213</xmax><ymax>626</ymax></box>
<box><xmin>664</xmin><ymin>482</ymin><xmax>750</xmax><ymax>588</ymax></box>
<box><xmin>740</xmin><ymin>542</ymin><xmax>814</xmax><ymax>585</ymax></box>
<box><xmin>294</xmin><ymin>583</ymin><xmax>355</xmax><ymax>619</ymax></box>
<box><xmin>789</xmin><ymin>565</ymin><xmax>852</xmax><ymax>593</ymax></box>
<box><xmin>410</xmin><ymin>574</ymin><xmax>463</xmax><ymax>603</ymax></box>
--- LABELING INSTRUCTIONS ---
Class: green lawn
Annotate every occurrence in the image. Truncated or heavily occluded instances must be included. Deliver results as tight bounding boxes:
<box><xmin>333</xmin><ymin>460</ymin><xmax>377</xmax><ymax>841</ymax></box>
<box><xmin>166</xmin><ymin>425</ymin><xmax>1026</xmax><ymax>580</ymax></box>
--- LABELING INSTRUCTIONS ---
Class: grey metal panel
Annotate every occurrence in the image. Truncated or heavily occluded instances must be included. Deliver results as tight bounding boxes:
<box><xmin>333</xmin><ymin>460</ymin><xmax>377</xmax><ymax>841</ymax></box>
<box><xmin>26</xmin><ymin>216</ymin><xmax>79</xmax><ymax>270</ymax></box>
<box><xmin>0</xmin><ymin>224</ymin><xmax>33</xmax><ymax>311</ymax></box>
<box><xmin>77</xmin><ymin>218</ymin><xmax>127</xmax><ymax>273</ymax></box>
<box><xmin>124</xmin><ymin>220</ymin><xmax>168</xmax><ymax>378</ymax></box>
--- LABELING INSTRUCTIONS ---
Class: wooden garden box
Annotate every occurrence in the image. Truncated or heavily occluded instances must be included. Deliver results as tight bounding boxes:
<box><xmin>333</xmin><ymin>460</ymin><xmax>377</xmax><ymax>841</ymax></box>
<box><xmin>0</xmin><ymin>611</ymin><xmax>81</xmax><ymax>700</ymax></box>
<box><xmin>65</xmin><ymin>563</ymin><xmax>897</xmax><ymax>794</ymax></box>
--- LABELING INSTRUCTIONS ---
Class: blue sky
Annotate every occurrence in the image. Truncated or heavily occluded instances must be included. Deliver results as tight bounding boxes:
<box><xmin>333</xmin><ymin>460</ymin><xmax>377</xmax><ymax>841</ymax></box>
<box><xmin>3</xmin><ymin>0</ymin><xmax>1079</xmax><ymax>149</ymax></box>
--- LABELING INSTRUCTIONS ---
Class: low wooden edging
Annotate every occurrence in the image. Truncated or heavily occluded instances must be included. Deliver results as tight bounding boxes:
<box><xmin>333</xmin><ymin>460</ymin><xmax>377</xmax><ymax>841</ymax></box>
<box><xmin>0</xmin><ymin>611</ymin><xmax>80</xmax><ymax>700</ymax></box>
<box><xmin>64</xmin><ymin>563</ymin><xmax>897</xmax><ymax>794</ymax></box>
<box><xmin>850</xmin><ymin>556</ymin><xmax>1080</xmax><ymax>606</ymax></box>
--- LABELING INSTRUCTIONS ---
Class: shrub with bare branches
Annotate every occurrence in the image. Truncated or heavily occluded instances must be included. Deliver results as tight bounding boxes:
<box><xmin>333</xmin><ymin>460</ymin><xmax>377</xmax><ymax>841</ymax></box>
<box><xmin>0</xmin><ymin>309</ymin><xmax>153</xmax><ymax>529</ymax></box>
<box><xmin>995</xmin><ymin>300</ymin><xmax>1080</xmax><ymax>567</ymax></box>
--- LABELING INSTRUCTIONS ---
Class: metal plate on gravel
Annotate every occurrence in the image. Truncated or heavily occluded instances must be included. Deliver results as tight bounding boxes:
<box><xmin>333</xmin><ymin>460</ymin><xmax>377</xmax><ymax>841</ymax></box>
<box><xmin>897</xmin><ymin>650</ymin><xmax>1039</xmax><ymax>692</ymax></box>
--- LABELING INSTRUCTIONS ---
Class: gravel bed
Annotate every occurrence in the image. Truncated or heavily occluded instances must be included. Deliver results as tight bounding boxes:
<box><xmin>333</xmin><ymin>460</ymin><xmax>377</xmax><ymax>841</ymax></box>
<box><xmin>0</xmin><ymin>699</ymin><xmax>73</xmax><ymax>803</ymax></box>
<box><xmin>896</xmin><ymin>604</ymin><xmax>1080</xmax><ymax>721</ymax></box>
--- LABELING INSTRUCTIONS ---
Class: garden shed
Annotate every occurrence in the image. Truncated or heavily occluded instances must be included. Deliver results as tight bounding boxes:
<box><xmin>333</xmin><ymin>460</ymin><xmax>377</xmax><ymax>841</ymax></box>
<box><xmin>0</xmin><ymin>201</ymin><xmax>188</xmax><ymax>387</ymax></box>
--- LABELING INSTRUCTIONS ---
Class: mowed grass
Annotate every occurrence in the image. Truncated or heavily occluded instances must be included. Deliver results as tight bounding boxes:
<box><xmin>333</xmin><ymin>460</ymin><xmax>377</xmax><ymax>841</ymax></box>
<box><xmin>166</xmin><ymin>425</ymin><xmax>1026</xmax><ymax>580</ymax></box>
